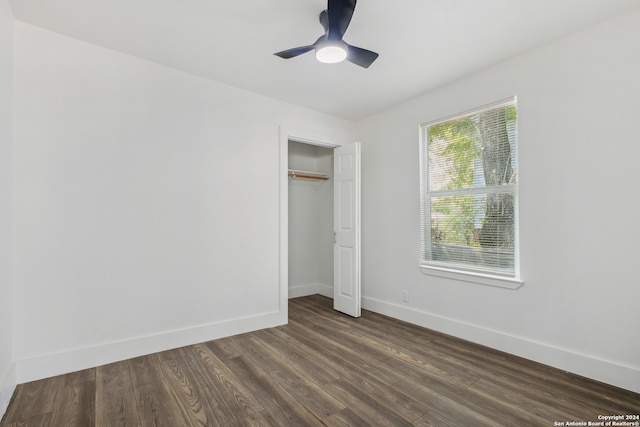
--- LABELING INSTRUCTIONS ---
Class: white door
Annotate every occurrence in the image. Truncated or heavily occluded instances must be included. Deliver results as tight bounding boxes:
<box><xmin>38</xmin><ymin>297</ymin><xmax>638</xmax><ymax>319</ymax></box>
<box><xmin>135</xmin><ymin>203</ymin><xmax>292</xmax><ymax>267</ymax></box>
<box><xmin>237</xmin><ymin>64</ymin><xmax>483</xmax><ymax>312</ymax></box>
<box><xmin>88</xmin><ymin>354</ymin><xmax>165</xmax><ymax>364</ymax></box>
<box><xmin>333</xmin><ymin>142</ymin><xmax>361</xmax><ymax>317</ymax></box>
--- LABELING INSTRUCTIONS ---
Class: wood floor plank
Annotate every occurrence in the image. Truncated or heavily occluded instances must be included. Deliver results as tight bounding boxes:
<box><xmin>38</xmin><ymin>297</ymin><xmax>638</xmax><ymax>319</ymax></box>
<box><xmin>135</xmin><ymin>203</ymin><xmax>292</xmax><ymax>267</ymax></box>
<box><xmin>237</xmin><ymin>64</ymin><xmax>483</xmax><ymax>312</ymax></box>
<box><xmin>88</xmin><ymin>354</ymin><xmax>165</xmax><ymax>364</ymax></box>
<box><xmin>266</xmin><ymin>322</ymin><xmax>407</xmax><ymax>391</ymax></box>
<box><xmin>222</xmin><ymin>355</ymin><xmax>326</xmax><ymax>426</ymax></box>
<box><xmin>132</xmin><ymin>382</ymin><xmax>184</xmax><ymax>427</ymax></box>
<box><xmin>2</xmin><ymin>376</ymin><xmax>62</xmax><ymax>424</ymax></box>
<box><xmin>284</xmin><ymin>319</ymin><xmax>408</xmax><ymax>386</ymax></box>
<box><xmin>347</xmin><ymin>327</ymin><xmax>481</xmax><ymax>387</ymax></box>
<box><xmin>235</xmin><ymin>334</ymin><xmax>346</xmax><ymax>421</ymax></box>
<box><xmin>127</xmin><ymin>352</ymin><xmax>190</xmax><ymax>427</ymax></box>
<box><xmin>254</xmin><ymin>328</ymin><xmax>340</xmax><ymax>385</ymax></box>
<box><xmin>414</xmin><ymin>407</ymin><xmax>496</xmax><ymax>427</ymax></box>
<box><xmin>95</xmin><ymin>360</ymin><xmax>139</xmax><ymax>426</ymax></box>
<box><xmin>465</xmin><ymin>358</ymin><xmax>613</xmax><ymax>421</ymax></box>
<box><xmin>238</xmin><ymin>410</ymin><xmax>286</xmax><ymax>427</ymax></box>
<box><xmin>469</xmin><ymin>377</ymin><xmax>578</xmax><ymax>424</ymax></box>
<box><xmin>399</xmin><ymin>376</ymin><xmax>498</xmax><ymax>427</ymax></box>
<box><xmin>2</xmin><ymin>295</ymin><xmax>639</xmax><ymax>427</ymax></box>
<box><xmin>158</xmin><ymin>347</ymin><xmax>224</xmax><ymax>426</ymax></box>
<box><xmin>191</xmin><ymin>343</ymin><xmax>264</xmax><ymax>418</ymax></box>
<box><xmin>322</xmin><ymin>407</ymin><xmax>374</xmax><ymax>427</ymax></box>
<box><xmin>301</xmin><ymin>294</ymin><xmax>437</xmax><ymax>346</ymax></box>
<box><xmin>3</xmin><ymin>413</ymin><xmax>52</xmax><ymax>427</ymax></box>
<box><xmin>293</xmin><ymin>307</ymin><xmax>481</xmax><ymax>389</ymax></box>
<box><xmin>271</xmin><ymin>319</ymin><xmax>432</xmax><ymax>422</ymax></box>
<box><xmin>333</xmin><ymin>369</ymin><xmax>431</xmax><ymax>422</ymax></box>
<box><xmin>128</xmin><ymin>353</ymin><xmax>164</xmax><ymax>388</ymax></box>
<box><xmin>204</xmin><ymin>336</ymin><xmax>246</xmax><ymax>360</ymax></box>
<box><xmin>61</xmin><ymin>369</ymin><xmax>95</xmax><ymax>387</ymax></box>
<box><xmin>432</xmin><ymin>333</ymin><xmax>639</xmax><ymax>416</ymax></box>
<box><xmin>48</xmin><ymin>382</ymin><xmax>96</xmax><ymax>427</ymax></box>
<box><xmin>401</xmin><ymin>368</ymin><xmax>546</xmax><ymax>426</ymax></box>
<box><xmin>290</xmin><ymin>309</ymin><xmax>419</xmax><ymax>377</ymax></box>
<box><xmin>324</xmin><ymin>378</ymin><xmax>414</xmax><ymax>426</ymax></box>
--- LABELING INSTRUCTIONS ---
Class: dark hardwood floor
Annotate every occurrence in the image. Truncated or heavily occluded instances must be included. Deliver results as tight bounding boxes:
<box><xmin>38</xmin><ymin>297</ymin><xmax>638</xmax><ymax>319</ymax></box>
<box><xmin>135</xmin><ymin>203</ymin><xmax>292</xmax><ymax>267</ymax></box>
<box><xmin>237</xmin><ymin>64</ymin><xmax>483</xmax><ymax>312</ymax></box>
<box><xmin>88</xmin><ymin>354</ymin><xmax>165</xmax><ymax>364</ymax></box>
<box><xmin>2</xmin><ymin>295</ymin><xmax>638</xmax><ymax>426</ymax></box>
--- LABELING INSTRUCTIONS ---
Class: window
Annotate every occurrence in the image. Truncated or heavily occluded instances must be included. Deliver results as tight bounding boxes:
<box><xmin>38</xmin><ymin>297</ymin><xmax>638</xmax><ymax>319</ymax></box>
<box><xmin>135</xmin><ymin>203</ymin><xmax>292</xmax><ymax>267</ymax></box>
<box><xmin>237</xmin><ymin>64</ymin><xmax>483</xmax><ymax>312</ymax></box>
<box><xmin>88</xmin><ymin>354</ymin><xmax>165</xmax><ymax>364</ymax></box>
<box><xmin>419</xmin><ymin>98</ymin><xmax>520</xmax><ymax>286</ymax></box>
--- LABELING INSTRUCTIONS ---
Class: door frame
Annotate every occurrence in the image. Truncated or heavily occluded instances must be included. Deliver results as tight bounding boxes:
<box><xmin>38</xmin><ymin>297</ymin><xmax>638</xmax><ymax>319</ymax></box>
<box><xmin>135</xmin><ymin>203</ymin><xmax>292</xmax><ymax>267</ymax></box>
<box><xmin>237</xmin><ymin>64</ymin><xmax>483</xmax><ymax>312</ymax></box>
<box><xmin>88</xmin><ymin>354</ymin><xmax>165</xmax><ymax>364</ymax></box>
<box><xmin>279</xmin><ymin>127</ymin><xmax>340</xmax><ymax>324</ymax></box>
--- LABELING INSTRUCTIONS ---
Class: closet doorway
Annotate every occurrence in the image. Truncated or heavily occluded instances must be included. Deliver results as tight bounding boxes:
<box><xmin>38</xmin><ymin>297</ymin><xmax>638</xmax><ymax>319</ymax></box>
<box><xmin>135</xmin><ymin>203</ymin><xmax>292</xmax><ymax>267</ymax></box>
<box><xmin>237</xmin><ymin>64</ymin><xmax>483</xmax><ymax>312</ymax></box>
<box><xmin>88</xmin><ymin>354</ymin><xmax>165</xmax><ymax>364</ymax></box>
<box><xmin>279</xmin><ymin>128</ymin><xmax>361</xmax><ymax>319</ymax></box>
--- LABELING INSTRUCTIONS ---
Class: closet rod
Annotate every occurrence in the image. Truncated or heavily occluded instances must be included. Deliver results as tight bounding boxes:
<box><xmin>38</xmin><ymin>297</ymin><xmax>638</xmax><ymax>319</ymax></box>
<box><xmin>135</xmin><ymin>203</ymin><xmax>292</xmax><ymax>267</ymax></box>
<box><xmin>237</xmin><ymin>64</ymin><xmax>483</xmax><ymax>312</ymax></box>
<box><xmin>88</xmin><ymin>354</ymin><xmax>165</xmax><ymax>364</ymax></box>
<box><xmin>288</xmin><ymin>169</ymin><xmax>330</xmax><ymax>181</ymax></box>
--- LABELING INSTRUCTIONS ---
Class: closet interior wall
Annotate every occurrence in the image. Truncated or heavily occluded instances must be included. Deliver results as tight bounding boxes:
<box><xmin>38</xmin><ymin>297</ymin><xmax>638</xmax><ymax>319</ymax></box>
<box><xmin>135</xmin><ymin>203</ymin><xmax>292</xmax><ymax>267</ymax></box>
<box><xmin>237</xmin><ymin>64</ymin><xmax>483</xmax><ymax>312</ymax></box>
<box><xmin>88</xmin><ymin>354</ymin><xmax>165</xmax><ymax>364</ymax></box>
<box><xmin>288</xmin><ymin>141</ymin><xmax>334</xmax><ymax>299</ymax></box>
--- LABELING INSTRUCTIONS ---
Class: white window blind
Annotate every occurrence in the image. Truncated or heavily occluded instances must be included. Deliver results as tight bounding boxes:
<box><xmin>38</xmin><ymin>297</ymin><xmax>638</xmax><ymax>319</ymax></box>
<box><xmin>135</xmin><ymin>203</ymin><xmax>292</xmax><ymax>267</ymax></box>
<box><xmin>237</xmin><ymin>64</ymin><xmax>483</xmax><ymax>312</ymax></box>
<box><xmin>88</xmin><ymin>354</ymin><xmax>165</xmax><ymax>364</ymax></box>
<box><xmin>420</xmin><ymin>98</ymin><xmax>519</xmax><ymax>278</ymax></box>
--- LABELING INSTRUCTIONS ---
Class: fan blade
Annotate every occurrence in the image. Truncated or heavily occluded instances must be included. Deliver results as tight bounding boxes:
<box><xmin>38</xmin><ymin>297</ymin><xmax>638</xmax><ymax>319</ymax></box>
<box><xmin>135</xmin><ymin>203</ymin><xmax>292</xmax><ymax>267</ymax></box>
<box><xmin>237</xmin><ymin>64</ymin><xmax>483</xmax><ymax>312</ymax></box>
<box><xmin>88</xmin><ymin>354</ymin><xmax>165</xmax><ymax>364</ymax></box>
<box><xmin>319</xmin><ymin>10</ymin><xmax>329</xmax><ymax>34</ymax></box>
<box><xmin>347</xmin><ymin>44</ymin><xmax>379</xmax><ymax>68</ymax></box>
<box><xmin>274</xmin><ymin>45</ymin><xmax>315</xmax><ymax>59</ymax></box>
<box><xmin>327</xmin><ymin>0</ymin><xmax>356</xmax><ymax>40</ymax></box>
<box><xmin>275</xmin><ymin>36</ymin><xmax>325</xmax><ymax>59</ymax></box>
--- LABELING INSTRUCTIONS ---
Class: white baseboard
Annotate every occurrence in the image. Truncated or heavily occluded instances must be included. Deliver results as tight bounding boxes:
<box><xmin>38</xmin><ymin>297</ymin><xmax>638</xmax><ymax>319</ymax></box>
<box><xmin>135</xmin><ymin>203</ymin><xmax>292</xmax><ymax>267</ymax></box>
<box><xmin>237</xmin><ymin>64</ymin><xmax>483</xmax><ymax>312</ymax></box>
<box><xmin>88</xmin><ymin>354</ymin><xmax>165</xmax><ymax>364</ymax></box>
<box><xmin>0</xmin><ymin>363</ymin><xmax>16</xmax><ymax>421</ymax></box>
<box><xmin>289</xmin><ymin>282</ymin><xmax>333</xmax><ymax>299</ymax></box>
<box><xmin>363</xmin><ymin>296</ymin><xmax>640</xmax><ymax>394</ymax></box>
<box><xmin>317</xmin><ymin>283</ymin><xmax>333</xmax><ymax>299</ymax></box>
<box><xmin>15</xmin><ymin>310</ymin><xmax>285</xmax><ymax>384</ymax></box>
<box><xmin>289</xmin><ymin>283</ymin><xmax>321</xmax><ymax>299</ymax></box>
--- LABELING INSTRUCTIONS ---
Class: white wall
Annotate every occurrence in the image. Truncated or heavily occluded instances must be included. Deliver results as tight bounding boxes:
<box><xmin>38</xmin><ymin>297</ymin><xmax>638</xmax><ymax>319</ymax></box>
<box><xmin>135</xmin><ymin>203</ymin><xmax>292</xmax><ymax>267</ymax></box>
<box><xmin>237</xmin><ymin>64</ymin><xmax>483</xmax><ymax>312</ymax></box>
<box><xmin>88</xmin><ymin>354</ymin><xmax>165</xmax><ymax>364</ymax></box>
<box><xmin>357</xmin><ymin>8</ymin><xmax>640</xmax><ymax>393</ymax></box>
<box><xmin>288</xmin><ymin>142</ymin><xmax>333</xmax><ymax>298</ymax></box>
<box><xmin>0</xmin><ymin>0</ymin><xmax>14</xmax><ymax>418</ymax></box>
<box><xmin>11</xmin><ymin>21</ymin><xmax>355</xmax><ymax>383</ymax></box>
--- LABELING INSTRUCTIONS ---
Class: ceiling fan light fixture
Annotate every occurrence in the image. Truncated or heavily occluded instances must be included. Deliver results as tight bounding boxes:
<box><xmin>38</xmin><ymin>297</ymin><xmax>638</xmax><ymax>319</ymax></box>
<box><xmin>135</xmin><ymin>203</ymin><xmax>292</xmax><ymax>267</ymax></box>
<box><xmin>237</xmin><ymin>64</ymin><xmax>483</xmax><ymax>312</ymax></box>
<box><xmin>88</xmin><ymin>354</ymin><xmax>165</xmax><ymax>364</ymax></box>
<box><xmin>274</xmin><ymin>0</ymin><xmax>378</xmax><ymax>68</ymax></box>
<box><xmin>315</xmin><ymin>43</ymin><xmax>347</xmax><ymax>64</ymax></box>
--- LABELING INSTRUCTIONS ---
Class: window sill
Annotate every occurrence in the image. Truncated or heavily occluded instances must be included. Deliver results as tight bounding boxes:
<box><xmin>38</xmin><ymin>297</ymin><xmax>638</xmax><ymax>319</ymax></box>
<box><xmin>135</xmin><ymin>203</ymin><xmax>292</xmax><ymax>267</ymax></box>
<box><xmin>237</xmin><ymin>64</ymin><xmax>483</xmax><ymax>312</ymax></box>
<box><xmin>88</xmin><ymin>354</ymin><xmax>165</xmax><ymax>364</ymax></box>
<box><xmin>419</xmin><ymin>264</ymin><xmax>523</xmax><ymax>289</ymax></box>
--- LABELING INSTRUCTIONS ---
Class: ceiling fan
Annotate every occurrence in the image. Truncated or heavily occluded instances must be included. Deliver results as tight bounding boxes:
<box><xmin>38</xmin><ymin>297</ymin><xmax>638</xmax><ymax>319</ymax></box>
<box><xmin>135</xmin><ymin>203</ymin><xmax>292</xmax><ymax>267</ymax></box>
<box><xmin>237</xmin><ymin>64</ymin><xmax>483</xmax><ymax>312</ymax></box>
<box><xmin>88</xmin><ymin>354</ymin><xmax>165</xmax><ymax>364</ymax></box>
<box><xmin>274</xmin><ymin>0</ymin><xmax>379</xmax><ymax>68</ymax></box>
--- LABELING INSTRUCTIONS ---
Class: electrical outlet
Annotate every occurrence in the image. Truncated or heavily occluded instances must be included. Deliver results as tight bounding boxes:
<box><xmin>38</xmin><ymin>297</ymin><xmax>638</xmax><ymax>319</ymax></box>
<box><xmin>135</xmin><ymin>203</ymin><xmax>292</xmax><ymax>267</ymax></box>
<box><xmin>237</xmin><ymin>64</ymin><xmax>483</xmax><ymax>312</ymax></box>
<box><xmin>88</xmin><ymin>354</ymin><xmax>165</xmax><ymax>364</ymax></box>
<box><xmin>402</xmin><ymin>290</ymin><xmax>409</xmax><ymax>302</ymax></box>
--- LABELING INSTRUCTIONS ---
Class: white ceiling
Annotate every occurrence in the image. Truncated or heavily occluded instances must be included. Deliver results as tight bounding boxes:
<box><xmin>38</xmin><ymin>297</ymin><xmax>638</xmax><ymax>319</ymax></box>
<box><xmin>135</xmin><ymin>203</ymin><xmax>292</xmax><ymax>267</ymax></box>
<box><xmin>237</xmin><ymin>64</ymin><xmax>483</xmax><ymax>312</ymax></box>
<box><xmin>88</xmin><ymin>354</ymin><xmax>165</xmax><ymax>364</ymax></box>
<box><xmin>9</xmin><ymin>0</ymin><xmax>640</xmax><ymax>120</ymax></box>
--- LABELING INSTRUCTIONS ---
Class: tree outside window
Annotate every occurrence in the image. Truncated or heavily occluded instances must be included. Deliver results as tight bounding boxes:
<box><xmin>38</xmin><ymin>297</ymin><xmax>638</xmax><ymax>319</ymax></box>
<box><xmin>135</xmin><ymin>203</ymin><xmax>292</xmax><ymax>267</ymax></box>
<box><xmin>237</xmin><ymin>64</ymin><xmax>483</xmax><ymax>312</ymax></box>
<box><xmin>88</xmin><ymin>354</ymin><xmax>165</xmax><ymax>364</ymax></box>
<box><xmin>420</xmin><ymin>98</ymin><xmax>518</xmax><ymax>277</ymax></box>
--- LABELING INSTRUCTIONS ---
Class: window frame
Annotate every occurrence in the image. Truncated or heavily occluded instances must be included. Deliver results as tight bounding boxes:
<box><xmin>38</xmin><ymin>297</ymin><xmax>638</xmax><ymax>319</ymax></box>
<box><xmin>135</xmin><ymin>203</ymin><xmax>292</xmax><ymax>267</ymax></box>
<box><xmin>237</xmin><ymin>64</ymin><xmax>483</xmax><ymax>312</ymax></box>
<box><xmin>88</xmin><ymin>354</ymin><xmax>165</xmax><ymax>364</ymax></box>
<box><xmin>418</xmin><ymin>97</ymin><xmax>523</xmax><ymax>289</ymax></box>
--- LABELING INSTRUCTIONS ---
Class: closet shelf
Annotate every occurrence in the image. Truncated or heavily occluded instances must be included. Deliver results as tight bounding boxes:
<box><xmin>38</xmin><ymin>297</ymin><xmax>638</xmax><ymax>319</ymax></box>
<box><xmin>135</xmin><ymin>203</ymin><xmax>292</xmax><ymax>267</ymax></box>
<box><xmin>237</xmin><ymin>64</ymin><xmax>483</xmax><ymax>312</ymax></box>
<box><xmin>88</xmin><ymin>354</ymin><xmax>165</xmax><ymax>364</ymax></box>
<box><xmin>288</xmin><ymin>169</ymin><xmax>330</xmax><ymax>181</ymax></box>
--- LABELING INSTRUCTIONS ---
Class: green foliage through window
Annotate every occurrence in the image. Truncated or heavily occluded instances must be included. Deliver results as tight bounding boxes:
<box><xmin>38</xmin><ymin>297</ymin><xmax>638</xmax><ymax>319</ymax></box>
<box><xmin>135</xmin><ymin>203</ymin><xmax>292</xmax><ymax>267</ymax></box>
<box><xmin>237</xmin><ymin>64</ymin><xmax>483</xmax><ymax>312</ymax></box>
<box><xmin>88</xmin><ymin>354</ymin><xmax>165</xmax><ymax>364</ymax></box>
<box><xmin>421</xmin><ymin>98</ymin><xmax>518</xmax><ymax>276</ymax></box>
